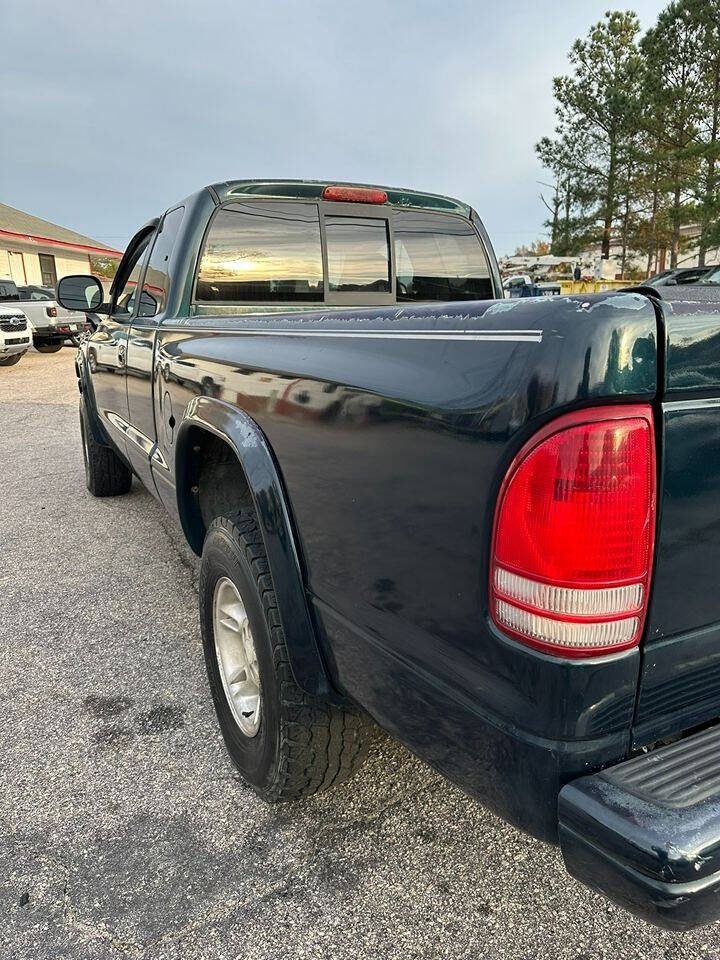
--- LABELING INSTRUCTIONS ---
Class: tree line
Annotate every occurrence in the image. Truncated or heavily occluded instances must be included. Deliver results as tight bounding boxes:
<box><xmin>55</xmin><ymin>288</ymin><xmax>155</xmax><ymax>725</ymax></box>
<box><xmin>536</xmin><ymin>0</ymin><xmax>720</xmax><ymax>275</ymax></box>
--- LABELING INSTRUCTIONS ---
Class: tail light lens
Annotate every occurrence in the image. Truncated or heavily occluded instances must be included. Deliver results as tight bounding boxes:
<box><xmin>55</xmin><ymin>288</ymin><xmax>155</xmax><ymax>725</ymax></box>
<box><xmin>47</xmin><ymin>306</ymin><xmax>58</xmax><ymax>318</ymax></box>
<box><xmin>490</xmin><ymin>406</ymin><xmax>656</xmax><ymax>658</ymax></box>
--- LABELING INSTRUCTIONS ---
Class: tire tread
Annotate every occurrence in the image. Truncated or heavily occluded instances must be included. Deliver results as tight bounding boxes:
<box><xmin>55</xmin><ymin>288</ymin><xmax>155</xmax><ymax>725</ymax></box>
<box><xmin>202</xmin><ymin>509</ymin><xmax>373</xmax><ymax>801</ymax></box>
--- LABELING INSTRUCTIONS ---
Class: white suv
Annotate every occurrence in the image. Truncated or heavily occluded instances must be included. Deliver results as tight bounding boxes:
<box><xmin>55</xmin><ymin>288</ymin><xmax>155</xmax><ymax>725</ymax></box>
<box><xmin>0</xmin><ymin>305</ymin><xmax>31</xmax><ymax>366</ymax></box>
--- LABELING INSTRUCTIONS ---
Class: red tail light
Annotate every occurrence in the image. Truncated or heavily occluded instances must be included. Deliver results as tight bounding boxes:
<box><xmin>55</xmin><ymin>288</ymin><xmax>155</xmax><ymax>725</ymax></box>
<box><xmin>47</xmin><ymin>306</ymin><xmax>58</xmax><ymax>318</ymax></box>
<box><xmin>490</xmin><ymin>406</ymin><xmax>656</xmax><ymax>658</ymax></box>
<box><xmin>322</xmin><ymin>185</ymin><xmax>388</xmax><ymax>204</ymax></box>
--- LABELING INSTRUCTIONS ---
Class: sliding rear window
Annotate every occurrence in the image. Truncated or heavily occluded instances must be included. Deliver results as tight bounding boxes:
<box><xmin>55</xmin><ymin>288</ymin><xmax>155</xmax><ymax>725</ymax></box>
<box><xmin>394</xmin><ymin>211</ymin><xmax>492</xmax><ymax>301</ymax></box>
<box><xmin>195</xmin><ymin>201</ymin><xmax>323</xmax><ymax>302</ymax></box>
<box><xmin>193</xmin><ymin>200</ymin><xmax>493</xmax><ymax>307</ymax></box>
<box><xmin>325</xmin><ymin>216</ymin><xmax>391</xmax><ymax>293</ymax></box>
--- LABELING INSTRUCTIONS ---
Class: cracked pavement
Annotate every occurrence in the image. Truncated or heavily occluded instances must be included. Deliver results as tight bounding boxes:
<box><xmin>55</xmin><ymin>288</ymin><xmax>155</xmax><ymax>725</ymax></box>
<box><xmin>3</xmin><ymin>349</ymin><xmax>720</xmax><ymax>959</ymax></box>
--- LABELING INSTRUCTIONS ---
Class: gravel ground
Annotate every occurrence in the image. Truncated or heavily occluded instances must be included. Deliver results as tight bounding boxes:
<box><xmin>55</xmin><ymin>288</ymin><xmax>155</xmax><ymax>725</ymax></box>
<box><xmin>1</xmin><ymin>349</ymin><xmax>718</xmax><ymax>959</ymax></box>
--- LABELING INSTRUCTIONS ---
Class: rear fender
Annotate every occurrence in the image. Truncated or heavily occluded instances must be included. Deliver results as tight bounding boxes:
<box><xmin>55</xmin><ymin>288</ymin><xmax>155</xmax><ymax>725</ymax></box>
<box><xmin>176</xmin><ymin>395</ymin><xmax>343</xmax><ymax>704</ymax></box>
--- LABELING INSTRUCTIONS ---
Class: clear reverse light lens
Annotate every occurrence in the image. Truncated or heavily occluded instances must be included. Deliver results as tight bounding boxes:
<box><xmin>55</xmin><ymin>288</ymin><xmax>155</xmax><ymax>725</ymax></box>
<box><xmin>494</xmin><ymin>567</ymin><xmax>643</xmax><ymax>617</ymax></box>
<box><xmin>495</xmin><ymin>600</ymin><xmax>639</xmax><ymax>650</ymax></box>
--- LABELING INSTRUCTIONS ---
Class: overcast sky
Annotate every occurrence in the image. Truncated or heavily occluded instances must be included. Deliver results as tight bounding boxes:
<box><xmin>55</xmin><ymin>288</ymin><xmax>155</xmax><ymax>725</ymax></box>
<box><xmin>3</xmin><ymin>0</ymin><xmax>667</xmax><ymax>256</ymax></box>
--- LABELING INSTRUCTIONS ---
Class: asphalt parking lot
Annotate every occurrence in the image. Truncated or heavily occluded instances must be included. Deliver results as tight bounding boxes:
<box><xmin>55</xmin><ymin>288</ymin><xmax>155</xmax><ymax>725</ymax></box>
<box><xmin>2</xmin><ymin>349</ymin><xmax>718</xmax><ymax>960</ymax></box>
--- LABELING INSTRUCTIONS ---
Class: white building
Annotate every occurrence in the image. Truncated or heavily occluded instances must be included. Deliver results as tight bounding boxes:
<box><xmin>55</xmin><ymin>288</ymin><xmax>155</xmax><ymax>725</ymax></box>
<box><xmin>581</xmin><ymin>225</ymin><xmax>720</xmax><ymax>279</ymax></box>
<box><xmin>0</xmin><ymin>202</ymin><xmax>120</xmax><ymax>289</ymax></box>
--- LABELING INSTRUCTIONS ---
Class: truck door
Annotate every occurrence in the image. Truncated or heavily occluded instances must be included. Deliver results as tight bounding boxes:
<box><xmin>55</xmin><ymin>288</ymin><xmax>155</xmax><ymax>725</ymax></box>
<box><xmin>88</xmin><ymin>226</ymin><xmax>154</xmax><ymax>459</ymax></box>
<box><xmin>124</xmin><ymin>206</ymin><xmax>185</xmax><ymax>492</ymax></box>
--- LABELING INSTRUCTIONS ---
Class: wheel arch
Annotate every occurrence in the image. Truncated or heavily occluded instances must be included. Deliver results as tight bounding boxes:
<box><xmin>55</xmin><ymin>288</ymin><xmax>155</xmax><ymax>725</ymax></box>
<box><xmin>175</xmin><ymin>396</ymin><xmax>343</xmax><ymax>704</ymax></box>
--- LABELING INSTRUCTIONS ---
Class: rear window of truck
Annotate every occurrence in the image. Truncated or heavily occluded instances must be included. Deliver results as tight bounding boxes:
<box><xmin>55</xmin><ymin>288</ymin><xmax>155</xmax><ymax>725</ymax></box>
<box><xmin>325</xmin><ymin>216</ymin><xmax>391</xmax><ymax>293</ymax></box>
<box><xmin>195</xmin><ymin>202</ymin><xmax>324</xmax><ymax>302</ymax></box>
<box><xmin>194</xmin><ymin>201</ymin><xmax>492</xmax><ymax>305</ymax></box>
<box><xmin>0</xmin><ymin>281</ymin><xmax>20</xmax><ymax>301</ymax></box>
<box><xmin>394</xmin><ymin>211</ymin><xmax>492</xmax><ymax>301</ymax></box>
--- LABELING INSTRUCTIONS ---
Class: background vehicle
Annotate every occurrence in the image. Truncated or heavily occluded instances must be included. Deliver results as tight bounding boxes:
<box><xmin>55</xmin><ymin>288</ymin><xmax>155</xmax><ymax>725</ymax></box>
<box><xmin>698</xmin><ymin>266</ymin><xmax>720</xmax><ymax>285</ymax></box>
<box><xmin>503</xmin><ymin>273</ymin><xmax>561</xmax><ymax>297</ymax></box>
<box><xmin>60</xmin><ymin>179</ymin><xmax>720</xmax><ymax>931</ymax></box>
<box><xmin>0</xmin><ymin>305</ymin><xmax>31</xmax><ymax>365</ymax></box>
<box><xmin>502</xmin><ymin>273</ymin><xmax>533</xmax><ymax>295</ymax></box>
<box><xmin>0</xmin><ymin>277</ymin><xmax>89</xmax><ymax>351</ymax></box>
<box><xmin>18</xmin><ymin>283</ymin><xmax>55</xmax><ymax>301</ymax></box>
<box><xmin>646</xmin><ymin>264</ymin><xmax>718</xmax><ymax>286</ymax></box>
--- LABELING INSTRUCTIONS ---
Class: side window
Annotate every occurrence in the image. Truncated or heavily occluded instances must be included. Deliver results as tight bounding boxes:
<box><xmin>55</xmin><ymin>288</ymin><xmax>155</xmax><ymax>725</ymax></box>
<box><xmin>394</xmin><ymin>211</ymin><xmax>493</xmax><ymax>301</ymax></box>
<box><xmin>195</xmin><ymin>201</ymin><xmax>323</xmax><ymax>303</ymax></box>
<box><xmin>112</xmin><ymin>236</ymin><xmax>152</xmax><ymax>319</ymax></box>
<box><xmin>138</xmin><ymin>206</ymin><xmax>185</xmax><ymax>318</ymax></box>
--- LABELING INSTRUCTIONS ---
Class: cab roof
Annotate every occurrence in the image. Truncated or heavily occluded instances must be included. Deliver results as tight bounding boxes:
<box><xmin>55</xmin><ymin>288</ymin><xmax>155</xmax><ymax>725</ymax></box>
<box><xmin>207</xmin><ymin>179</ymin><xmax>472</xmax><ymax>217</ymax></box>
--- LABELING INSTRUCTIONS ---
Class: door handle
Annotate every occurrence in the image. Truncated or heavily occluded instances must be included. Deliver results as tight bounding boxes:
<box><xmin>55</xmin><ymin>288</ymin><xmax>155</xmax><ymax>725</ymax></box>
<box><xmin>118</xmin><ymin>343</ymin><xmax>127</xmax><ymax>364</ymax></box>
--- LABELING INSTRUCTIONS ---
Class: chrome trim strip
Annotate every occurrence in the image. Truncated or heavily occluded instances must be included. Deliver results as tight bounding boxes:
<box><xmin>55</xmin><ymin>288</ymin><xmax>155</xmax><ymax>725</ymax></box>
<box><xmin>151</xmin><ymin>447</ymin><xmax>169</xmax><ymax>470</ymax></box>
<box><xmin>105</xmin><ymin>410</ymin><xmax>130</xmax><ymax>437</ymax></box>
<box><xmin>126</xmin><ymin>423</ymin><xmax>154</xmax><ymax>455</ymax></box>
<box><xmin>160</xmin><ymin>326</ymin><xmax>542</xmax><ymax>343</ymax></box>
<box><xmin>664</xmin><ymin>398</ymin><xmax>720</xmax><ymax>412</ymax></box>
<box><xmin>105</xmin><ymin>411</ymin><xmax>155</xmax><ymax>457</ymax></box>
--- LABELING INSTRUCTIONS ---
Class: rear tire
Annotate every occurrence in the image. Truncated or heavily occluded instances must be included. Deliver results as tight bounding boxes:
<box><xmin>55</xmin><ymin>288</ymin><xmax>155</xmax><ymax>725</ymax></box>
<box><xmin>200</xmin><ymin>509</ymin><xmax>373</xmax><ymax>801</ymax></box>
<box><xmin>35</xmin><ymin>340</ymin><xmax>63</xmax><ymax>354</ymax></box>
<box><xmin>79</xmin><ymin>399</ymin><xmax>132</xmax><ymax>497</ymax></box>
<box><xmin>0</xmin><ymin>354</ymin><xmax>22</xmax><ymax>366</ymax></box>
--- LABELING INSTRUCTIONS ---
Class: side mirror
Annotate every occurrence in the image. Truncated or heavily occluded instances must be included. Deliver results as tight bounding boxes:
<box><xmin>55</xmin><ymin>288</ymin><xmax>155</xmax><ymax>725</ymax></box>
<box><xmin>665</xmin><ymin>278</ymin><xmax>678</xmax><ymax>286</ymax></box>
<box><xmin>57</xmin><ymin>275</ymin><xmax>105</xmax><ymax>312</ymax></box>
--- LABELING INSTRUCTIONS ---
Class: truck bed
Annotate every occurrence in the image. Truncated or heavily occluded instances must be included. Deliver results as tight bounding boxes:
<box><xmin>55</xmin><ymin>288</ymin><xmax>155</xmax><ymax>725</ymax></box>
<box><xmin>148</xmin><ymin>291</ymin><xmax>661</xmax><ymax>839</ymax></box>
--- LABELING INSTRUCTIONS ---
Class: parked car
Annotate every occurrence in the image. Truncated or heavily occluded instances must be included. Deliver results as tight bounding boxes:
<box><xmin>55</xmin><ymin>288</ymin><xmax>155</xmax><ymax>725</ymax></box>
<box><xmin>59</xmin><ymin>179</ymin><xmax>720</xmax><ymax>931</ymax></box>
<box><xmin>502</xmin><ymin>273</ymin><xmax>529</xmax><ymax>297</ymax></box>
<box><xmin>0</xmin><ymin>277</ymin><xmax>89</xmax><ymax>351</ymax></box>
<box><xmin>0</xmin><ymin>305</ymin><xmax>32</xmax><ymax>365</ymax></box>
<box><xmin>503</xmin><ymin>274</ymin><xmax>560</xmax><ymax>298</ymax></box>
<box><xmin>646</xmin><ymin>264</ymin><xmax>718</xmax><ymax>287</ymax></box>
<box><xmin>697</xmin><ymin>265</ymin><xmax>720</xmax><ymax>285</ymax></box>
<box><xmin>17</xmin><ymin>283</ymin><xmax>55</xmax><ymax>300</ymax></box>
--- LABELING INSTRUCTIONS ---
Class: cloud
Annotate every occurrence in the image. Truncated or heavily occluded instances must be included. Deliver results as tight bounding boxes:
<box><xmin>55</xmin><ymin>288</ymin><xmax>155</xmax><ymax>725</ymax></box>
<box><xmin>2</xmin><ymin>0</ymin><xmax>667</xmax><ymax>255</ymax></box>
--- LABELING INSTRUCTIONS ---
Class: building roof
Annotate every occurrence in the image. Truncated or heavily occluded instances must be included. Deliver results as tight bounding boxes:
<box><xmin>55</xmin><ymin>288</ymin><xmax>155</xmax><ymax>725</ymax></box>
<box><xmin>0</xmin><ymin>202</ymin><xmax>121</xmax><ymax>257</ymax></box>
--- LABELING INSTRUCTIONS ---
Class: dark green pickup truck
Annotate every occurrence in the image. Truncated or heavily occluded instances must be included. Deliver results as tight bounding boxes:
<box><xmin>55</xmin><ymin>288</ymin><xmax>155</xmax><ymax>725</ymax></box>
<box><xmin>58</xmin><ymin>179</ymin><xmax>720</xmax><ymax>930</ymax></box>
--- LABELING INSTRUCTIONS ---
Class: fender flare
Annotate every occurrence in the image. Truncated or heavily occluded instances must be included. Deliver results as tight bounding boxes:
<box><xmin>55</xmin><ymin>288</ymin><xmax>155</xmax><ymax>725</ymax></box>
<box><xmin>175</xmin><ymin>396</ymin><xmax>343</xmax><ymax>704</ymax></box>
<box><xmin>75</xmin><ymin>348</ymin><xmax>111</xmax><ymax>447</ymax></box>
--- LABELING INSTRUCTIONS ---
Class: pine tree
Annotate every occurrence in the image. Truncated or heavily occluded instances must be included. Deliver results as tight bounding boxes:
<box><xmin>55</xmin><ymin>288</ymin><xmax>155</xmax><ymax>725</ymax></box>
<box><xmin>535</xmin><ymin>2</ymin><xmax>720</xmax><ymax>273</ymax></box>
<box><xmin>550</xmin><ymin>12</ymin><xmax>644</xmax><ymax>259</ymax></box>
<box><xmin>535</xmin><ymin>132</ymin><xmax>596</xmax><ymax>255</ymax></box>
<box><xmin>685</xmin><ymin>0</ymin><xmax>720</xmax><ymax>263</ymax></box>
<box><xmin>641</xmin><ymin>3</ymin><xmax>704</xmax><ymax>267</ymax></box>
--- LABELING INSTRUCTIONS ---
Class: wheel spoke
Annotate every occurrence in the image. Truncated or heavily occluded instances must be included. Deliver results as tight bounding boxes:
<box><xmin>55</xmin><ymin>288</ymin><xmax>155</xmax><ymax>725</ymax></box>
<box><xmin>226</xmin><ymin>664</ymin><xmax>248</xmax><ymax>685</ymax></box>
<box><xmin>246</xmin><ymin>653</ymin><xmax>260</xmax><ymax>686</ymax></box>
<box><xmin>219</xmin><ymin>602</ymin><xmax>246</xmax><ymax>632</ymax></box>
<box><xmin>231</xmin><ymin>680</ymin><xmax>260</xmax><ymax>717</ymax></box>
